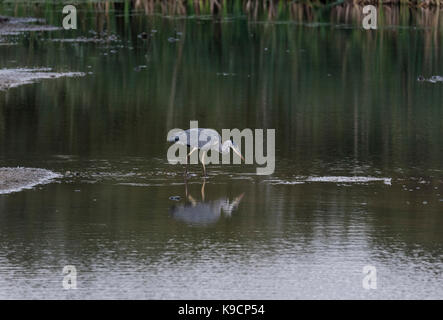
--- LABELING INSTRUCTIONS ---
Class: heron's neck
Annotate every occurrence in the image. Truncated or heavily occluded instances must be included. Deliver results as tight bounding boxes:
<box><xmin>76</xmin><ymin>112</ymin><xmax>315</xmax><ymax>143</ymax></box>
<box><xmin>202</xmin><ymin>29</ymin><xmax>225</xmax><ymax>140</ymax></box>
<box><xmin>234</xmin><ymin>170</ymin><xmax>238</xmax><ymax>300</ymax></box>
<box><xmin>221</xmin><ymin>140</ymin><xmax>232</xmax><ymax>153</ymax></box>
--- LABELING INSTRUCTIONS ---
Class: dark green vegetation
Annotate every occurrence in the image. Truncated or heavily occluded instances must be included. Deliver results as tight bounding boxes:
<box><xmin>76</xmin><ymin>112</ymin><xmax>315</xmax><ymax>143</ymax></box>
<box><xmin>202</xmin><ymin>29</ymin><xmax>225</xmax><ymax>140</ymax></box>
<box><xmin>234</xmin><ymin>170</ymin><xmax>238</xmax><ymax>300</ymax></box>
<box><xmin>1</xmin><ymin>1</ymin><xmax>442</xmax><ymax>166</ymax></box>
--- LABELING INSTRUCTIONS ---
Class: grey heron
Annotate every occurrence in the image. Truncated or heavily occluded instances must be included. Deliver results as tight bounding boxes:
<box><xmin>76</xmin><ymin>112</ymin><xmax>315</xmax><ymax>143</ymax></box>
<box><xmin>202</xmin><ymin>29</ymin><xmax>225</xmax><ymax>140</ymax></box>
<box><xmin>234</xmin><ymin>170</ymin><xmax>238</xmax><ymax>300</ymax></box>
<box><xmin>167</xmin><ymin>128</ymin><xmax>244</xmax><ymax>176</ymax></box>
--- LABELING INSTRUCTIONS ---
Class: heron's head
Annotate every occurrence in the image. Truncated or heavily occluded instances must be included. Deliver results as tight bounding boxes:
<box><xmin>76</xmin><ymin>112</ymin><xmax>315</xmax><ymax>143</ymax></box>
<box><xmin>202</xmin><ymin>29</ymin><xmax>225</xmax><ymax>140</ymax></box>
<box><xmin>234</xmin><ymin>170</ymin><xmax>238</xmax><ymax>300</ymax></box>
<box><xmin>167</xmin><ymin>135</ymin><xmax>180</xmax><ymax>143</ymax></box>
<box><xmin>167</xmin><ymin>130</ymin><xmax>185</xmax><ymax>143</ymax></box>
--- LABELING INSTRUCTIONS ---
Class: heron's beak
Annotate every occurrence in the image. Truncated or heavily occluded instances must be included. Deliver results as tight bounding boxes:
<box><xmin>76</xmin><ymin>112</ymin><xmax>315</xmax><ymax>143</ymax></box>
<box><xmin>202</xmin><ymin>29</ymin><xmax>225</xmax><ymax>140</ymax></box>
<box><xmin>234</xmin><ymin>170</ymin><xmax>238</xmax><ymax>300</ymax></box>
<box><xmin>231</xmin><ymin>146</ymin><xmax>245</xmax><ymax>162</ymax></box>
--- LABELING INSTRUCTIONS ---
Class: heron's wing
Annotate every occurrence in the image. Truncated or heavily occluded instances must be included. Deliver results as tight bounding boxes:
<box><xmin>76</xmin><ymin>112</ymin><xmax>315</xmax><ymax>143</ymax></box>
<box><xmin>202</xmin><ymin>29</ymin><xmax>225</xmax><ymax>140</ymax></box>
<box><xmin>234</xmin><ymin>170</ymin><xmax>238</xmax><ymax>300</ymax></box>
<box><xmin>183</xmin><ymin>128</ymin><xmax>221</xmax><ymax>150</ymax></box>
<box><xmin>198</xmin><ymin>128</ymin><xmax>221</xmax><ymax>150</ymax></box>
<box><xmin>182</xmin><ymin>128</ymin><xmax>199</xmax><ymax>148</ymax></box>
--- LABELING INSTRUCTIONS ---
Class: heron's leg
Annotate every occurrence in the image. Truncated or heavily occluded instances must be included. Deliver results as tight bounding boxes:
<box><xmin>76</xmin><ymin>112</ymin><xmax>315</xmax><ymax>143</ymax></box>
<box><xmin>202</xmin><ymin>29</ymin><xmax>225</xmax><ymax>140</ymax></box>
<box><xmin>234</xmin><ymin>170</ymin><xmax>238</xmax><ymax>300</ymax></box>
<box><xmin>201</xmin><ymin>150</ymin><xmax>207</xmax><ymax>177</ymax></box>
<box><xmin>184</xmin><ymin>154</ymin><xmax>189</xmax><ymax>177</ymax></box>
<box><xmin>184</xmin><ymin>147</ymin><xmax>198</xmax><ymax>177</ymax></box>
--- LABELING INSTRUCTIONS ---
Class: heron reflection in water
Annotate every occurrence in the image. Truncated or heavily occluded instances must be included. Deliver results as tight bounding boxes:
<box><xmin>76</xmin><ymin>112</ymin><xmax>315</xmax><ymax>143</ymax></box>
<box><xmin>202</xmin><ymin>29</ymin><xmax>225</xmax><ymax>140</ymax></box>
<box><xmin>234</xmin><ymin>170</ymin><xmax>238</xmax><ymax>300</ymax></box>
<box><xmin>170</xmin><ymin>179</ymin><xmax>244</xmax><ymax>226</ymax></box>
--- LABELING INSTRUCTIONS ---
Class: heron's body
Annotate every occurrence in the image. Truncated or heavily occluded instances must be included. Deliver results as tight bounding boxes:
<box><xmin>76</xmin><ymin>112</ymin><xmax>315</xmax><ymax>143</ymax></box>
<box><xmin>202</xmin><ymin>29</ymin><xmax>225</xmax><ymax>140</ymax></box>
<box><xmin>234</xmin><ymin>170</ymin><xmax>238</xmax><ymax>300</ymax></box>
<box><xmin>171</xmin><ymin>128</ymin><xmax>223</xmax><ymax>152</ymax></box>
<box><xmin>168</xmin><ymin>128</ymin><xmax>244</xmax><ymax>176</ymax></box>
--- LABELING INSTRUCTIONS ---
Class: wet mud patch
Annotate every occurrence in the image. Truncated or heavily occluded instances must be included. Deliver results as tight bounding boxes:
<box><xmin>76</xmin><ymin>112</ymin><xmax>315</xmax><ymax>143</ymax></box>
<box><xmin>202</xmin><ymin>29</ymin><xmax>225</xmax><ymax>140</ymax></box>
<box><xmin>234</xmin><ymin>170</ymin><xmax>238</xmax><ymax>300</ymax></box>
<box><xmin>0</xmin><ymin>37</ymin><xmax>17</xmax><ymax>46</ymax></box>
<box><xmin>417</xmin><ymin>75</ymin><xmax>443</xmax><ymax>83</ymax></box>
<box><xmin>265</xmin><ymin>176</ymin><xmax>392</xmax><ymax>185</ymax></box>
<box><xmin>47</xmin><ymin>32</ymin><xmax>120</xmax><ymax>44</ymax></box>
<box><xmin>0</xmin><ymin>15</ymin><xmax>60</xmax><ymax>35</ymax></box>
<box><xmin>0</xmin><ymin>68</ymin><xmax>86</xmax><ymax>90</ymax></box>
<box><xmin>0</xmin><ymin>167</ymin><xmax>61</xmax><ymax>195</ymax></box>
<box><xmin>304</xmin><ymin>176</ymin><xmax>392</xmax><ymax>185</ymax></box>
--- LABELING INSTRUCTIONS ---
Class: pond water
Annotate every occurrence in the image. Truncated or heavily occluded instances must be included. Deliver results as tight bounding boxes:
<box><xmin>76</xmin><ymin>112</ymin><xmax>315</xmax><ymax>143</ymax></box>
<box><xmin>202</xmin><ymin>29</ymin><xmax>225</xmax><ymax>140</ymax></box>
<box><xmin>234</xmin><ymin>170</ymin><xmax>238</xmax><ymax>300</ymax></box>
<box><xmin>0</xmin><ymin>2</ymin><xmax>442</xmax><ymax>299</ymax></box>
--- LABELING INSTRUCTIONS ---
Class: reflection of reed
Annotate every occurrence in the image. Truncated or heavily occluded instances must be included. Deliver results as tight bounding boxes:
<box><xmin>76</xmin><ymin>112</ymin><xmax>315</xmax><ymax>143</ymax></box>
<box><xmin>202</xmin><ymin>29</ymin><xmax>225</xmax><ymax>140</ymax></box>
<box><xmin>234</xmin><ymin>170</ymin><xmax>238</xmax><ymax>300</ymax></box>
<box><xmin>167</xmin><ymin>20</ymin><xmax>186</xmax><ymax>130</ymax></box>
<box><xmin>1</xmin><ymin>0</ymin><xmax>443</xmax><ymax>171</ymax></box>
<box><xmin>331</xmin><ymin>3</ymin><xmax>442</xmax><ymax>27</ymax></box>
<box><xmin>78</xmin><ymin>0</ymin><xmax>443</xmax><ymax>26</ymax></box>
<box><xmin>7</xmin><ymin>0</ymin><xmax>436</xmax><ymax>25</ymax></box>
<box><xmin>126</xmin><ymin>0</ymin><xmax>443</xmax><ymax>16</ymax></box>
<box><xmin>4</xmin><ymin>0</ymin><xmax>443</xmax><ymax>21</ymax></box>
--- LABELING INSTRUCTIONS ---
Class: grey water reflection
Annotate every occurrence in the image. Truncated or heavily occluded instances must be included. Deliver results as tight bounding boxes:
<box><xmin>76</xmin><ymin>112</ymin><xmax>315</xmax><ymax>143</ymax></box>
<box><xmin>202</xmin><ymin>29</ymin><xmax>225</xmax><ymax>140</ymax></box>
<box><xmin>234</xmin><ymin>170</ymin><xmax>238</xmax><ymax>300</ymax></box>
<box><xmin>170</xmin><ymin>179</ymin><xmax>244</xmax><ymax>226</ymax></box>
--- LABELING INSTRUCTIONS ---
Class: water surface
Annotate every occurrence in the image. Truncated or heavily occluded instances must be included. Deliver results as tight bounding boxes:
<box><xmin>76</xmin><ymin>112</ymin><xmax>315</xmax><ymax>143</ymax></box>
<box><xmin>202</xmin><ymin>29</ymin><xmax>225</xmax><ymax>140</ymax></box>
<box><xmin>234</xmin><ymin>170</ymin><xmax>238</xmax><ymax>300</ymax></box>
<box><xmin>0</xmin><ymin>2</ymin><xmax>442</xmax><ymax>299</ymax></box>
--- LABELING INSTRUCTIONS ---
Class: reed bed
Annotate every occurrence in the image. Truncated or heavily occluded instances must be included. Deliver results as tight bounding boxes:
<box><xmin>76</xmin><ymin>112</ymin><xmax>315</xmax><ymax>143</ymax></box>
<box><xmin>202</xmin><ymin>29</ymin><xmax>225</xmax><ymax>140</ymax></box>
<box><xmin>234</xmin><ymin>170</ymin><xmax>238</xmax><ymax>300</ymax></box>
<box><xmin>2</xmin><ymin>0</ymin><xmax>443</xmax><ymax>16</ymax></box>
